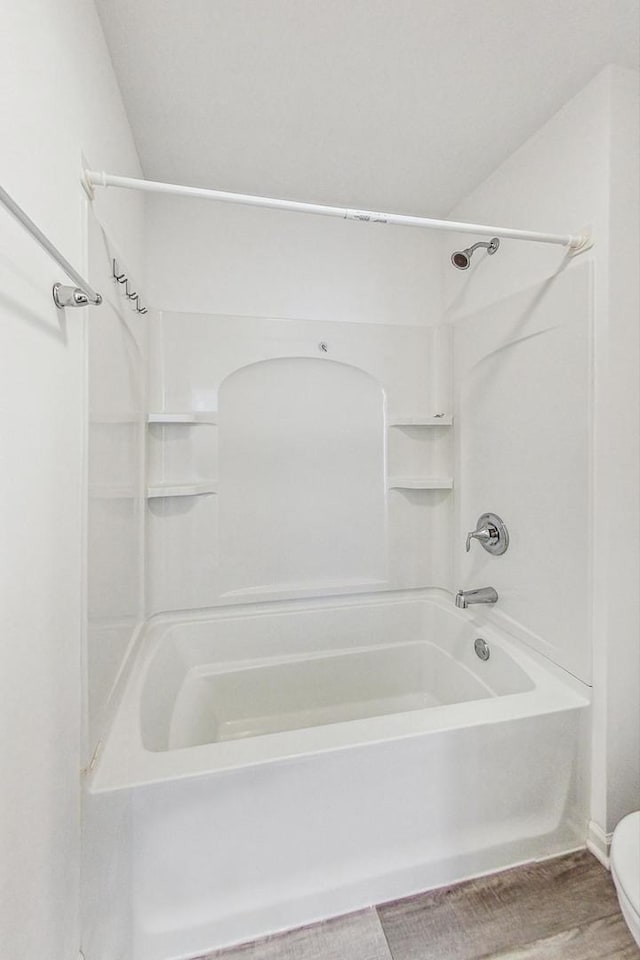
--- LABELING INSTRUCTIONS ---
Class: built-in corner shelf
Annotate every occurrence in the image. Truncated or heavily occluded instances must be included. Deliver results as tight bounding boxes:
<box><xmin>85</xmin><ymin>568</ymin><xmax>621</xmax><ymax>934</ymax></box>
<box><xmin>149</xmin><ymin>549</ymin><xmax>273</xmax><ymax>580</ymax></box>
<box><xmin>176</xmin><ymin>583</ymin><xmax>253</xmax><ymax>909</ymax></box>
<box><xmin>388</xmin><ymin>477</ymin><xmax>453</xmax><ymax>490</ymax></box>
<box><xmin>147</xmin><ymin>411</ymin><xmax>218</xmax><ymax>424</ymax></box>
<box><xmin>147</xmin><ymin>481</ymin><xmax>218</xmax><ymax>499</ymax></box>
<box><xmin>388</xmin><ymin>415</ymin><xmax>452</xmax><ymax>427</ymax></box>
<box><xmin>146</xmin><ymin>413</ymin><xmax>218</xmax><ymax>499</ymax></box>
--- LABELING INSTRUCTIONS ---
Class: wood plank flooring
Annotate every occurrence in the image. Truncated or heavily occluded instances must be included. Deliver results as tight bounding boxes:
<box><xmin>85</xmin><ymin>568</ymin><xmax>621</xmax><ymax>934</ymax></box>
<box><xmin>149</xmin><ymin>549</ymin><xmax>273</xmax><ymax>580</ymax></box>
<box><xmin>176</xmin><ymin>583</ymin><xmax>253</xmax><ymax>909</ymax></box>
<box><xmin>207</xmin><ymin>909</ymin><xmax>391</xmax><ymax>960</ymax></box>
<box><xmin>207</xmin><ymin>851</ymin><xmax>639</xmax><ymax>960</ymax></box>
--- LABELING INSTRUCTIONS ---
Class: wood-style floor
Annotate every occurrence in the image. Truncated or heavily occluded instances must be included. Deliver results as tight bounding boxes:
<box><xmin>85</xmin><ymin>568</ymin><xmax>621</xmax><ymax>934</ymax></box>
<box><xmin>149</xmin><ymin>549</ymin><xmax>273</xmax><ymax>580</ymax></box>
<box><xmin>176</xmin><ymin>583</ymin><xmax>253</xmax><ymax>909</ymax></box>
<box><xmin>206</xmin><ymin>851</ymin><xmax>639</xmax><ymax>960</ymax></box>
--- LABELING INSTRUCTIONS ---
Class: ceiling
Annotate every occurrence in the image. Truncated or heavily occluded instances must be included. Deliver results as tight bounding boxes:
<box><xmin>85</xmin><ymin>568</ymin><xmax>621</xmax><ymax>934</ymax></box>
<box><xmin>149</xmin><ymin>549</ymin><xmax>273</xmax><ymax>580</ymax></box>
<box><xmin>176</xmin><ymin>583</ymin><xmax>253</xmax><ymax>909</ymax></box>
<box><xmin>95</xmin><ymin>0</ymin><xmax>639</xmax><ymax>216</ymax></box>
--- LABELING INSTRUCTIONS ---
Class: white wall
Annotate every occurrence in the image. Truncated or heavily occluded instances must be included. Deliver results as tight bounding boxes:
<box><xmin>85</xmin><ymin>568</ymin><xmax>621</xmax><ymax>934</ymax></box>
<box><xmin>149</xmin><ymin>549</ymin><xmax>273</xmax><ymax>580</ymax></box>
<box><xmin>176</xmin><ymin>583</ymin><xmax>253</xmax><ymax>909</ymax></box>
<box><xmin>446</xmin><ymin>68</ymin><xmax>610</xmax><ymax>682</ymax></box>
<box><xmin>147</xmin><ymin>315</ymin><xmax>453</xmax><ymax>614</ymax></box>
<box><xmin>444</xmin><ymin>66</ymin><xmax>640</xmax><ymax>840</ymax></box>
<box><xmin>452</xmin><ymin>264</ymin><xmax>593</xmax><ymax>682</ymax></box>
<box><xmin>0</xmin><ymin>2</ymin><xmax>143</xmax><ymax>958</ymax></box>
<box><xmin>145</xmin><ymin>194</ymin><xmax>442</xmax><ymax>325</ymax></box>
<box><xmin>143</xmin><ymin>182</ymin><xmax>448</xmax><ymax>616</ymax></box>
<box><xmin>86</xmin><ymin>212</ymin><xmax>148</xmax><ymax>756</ymax></box>
<box><xmin>597</xmin><ymin>67</ymin><xmax>640</xmax><ymax>834</ymax></box>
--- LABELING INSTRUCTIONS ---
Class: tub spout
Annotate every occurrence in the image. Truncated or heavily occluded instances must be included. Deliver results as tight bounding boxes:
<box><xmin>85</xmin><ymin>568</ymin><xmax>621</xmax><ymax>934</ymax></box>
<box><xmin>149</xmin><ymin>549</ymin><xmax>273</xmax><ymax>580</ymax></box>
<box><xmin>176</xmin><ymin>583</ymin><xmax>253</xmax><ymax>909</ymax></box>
<box><xmin>455</xmin><ymin>587</ymin><xmax>498</xmax><ymax>609</ymax></box>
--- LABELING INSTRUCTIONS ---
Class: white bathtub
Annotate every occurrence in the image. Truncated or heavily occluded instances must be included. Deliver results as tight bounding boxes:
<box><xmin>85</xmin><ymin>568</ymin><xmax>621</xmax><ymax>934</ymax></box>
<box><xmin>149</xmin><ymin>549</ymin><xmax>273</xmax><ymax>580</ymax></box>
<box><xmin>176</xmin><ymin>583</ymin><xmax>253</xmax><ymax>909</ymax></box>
<box><xmin>89</xmin><ymin>591</ymin><xmax>590</xmax><ymax>960</ymax></box>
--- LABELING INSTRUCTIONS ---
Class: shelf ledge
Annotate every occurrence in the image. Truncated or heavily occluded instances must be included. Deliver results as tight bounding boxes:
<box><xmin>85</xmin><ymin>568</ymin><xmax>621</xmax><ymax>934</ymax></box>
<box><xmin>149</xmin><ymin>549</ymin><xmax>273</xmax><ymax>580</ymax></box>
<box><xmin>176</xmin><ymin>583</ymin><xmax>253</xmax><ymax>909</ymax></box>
<box><xmin>388</xmin><ymin>415</ymin><xmax>452</xmax><ymax>426</ymax></box>
<box><xmin>147</xmin><ymin>481</ymin><xmax>218</xmax><ymax>498</ymax></box>
<box><xmin>388</xmin><ymin>477</ymin><xmax>453</xmax><ymax>490</ymax></box>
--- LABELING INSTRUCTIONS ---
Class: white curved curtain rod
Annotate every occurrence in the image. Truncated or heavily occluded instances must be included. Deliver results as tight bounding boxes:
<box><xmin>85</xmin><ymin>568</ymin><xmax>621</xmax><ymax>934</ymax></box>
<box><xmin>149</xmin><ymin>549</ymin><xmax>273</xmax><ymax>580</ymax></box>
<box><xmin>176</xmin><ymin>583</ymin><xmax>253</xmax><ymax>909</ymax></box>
<box><xmin>85</xmin><ymin>170</ymin><xmax>592</xmax><ymax>254</ymax></box>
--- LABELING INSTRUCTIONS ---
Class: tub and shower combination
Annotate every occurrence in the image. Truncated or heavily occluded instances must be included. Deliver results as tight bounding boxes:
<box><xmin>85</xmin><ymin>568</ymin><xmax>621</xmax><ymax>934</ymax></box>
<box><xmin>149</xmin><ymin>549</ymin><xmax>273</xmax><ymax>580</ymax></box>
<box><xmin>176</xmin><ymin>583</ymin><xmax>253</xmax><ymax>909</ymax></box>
<box><xmin>90</xmin><ymin>590</ymin><xmax>589</xmax><ymax>960</ymax></box>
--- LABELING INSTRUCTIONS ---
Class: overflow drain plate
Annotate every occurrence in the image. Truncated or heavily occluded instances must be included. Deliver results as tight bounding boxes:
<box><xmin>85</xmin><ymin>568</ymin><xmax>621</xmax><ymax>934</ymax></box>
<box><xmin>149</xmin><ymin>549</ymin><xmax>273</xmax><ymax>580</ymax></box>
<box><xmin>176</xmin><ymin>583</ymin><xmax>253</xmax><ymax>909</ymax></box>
<box><xmin>474</xmin><ymin>638</ymin><xmax>490</xmax><ymax>661</ymax></box>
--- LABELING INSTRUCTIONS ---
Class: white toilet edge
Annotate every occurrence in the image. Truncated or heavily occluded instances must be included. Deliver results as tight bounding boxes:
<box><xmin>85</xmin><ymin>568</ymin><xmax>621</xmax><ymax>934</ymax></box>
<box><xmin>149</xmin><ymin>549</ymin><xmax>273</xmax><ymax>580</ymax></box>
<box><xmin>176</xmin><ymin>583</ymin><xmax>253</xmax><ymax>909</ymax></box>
<box><xmin>611</xmin><ymin>866</ymin><xmax>640</xmax><ymax>948</ymax></box>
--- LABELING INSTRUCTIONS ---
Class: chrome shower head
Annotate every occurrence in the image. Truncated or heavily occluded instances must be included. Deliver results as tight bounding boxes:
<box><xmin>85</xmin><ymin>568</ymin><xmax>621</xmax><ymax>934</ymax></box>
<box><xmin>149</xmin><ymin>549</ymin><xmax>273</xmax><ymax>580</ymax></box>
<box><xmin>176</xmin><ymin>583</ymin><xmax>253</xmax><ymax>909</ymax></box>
<box><xmin>451</xmin><ymin>237</ymin><xmax>500</xmax><ymax>270</ymax></box>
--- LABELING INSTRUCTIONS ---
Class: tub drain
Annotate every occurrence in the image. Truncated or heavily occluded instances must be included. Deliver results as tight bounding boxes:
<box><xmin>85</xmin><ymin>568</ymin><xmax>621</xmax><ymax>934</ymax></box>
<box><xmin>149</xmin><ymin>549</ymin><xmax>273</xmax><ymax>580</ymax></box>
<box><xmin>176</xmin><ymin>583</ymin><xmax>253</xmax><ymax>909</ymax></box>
<box><xmin>474</xmin><ymin>637</ymin><xmax>490</xmax><ymax>661</ymax></box>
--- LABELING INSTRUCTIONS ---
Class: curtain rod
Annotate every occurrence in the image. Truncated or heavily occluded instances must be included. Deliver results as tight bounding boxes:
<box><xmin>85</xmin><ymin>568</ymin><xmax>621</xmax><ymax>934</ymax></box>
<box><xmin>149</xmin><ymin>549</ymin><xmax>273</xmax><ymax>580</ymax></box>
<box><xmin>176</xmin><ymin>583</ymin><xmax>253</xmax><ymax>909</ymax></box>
<box><xmin>0</xmin><ymin>184</ymin><xmax>102</xmax><ymax>308</ymax></box>
<box><xmin>85</xmin><ymin>170</ymin><xmax>592</xmax><ymax>254</ymax></box>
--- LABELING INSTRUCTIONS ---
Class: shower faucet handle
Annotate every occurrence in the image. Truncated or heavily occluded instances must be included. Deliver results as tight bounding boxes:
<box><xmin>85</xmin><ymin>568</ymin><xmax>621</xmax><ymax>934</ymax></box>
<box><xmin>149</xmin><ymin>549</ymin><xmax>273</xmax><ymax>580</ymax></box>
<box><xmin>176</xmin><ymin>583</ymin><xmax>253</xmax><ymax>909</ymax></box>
<box><xmin>465</xmin><ymin>513</ymin><xmax>509</xmax><ymax>556</ymax></box>
<box><xmin>466</xmin><ymin>526</ymin><xmax>492</xmax><ymax>552</ymax></box>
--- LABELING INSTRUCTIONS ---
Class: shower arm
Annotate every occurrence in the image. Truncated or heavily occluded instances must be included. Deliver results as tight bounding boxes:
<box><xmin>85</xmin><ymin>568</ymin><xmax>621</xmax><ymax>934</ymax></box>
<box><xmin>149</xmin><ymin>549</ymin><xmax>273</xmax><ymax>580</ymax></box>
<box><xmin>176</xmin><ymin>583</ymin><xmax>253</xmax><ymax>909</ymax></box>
<box><xmin>83</xmin><ymin>170</ymin><xmax>593</xmax><ymax>255</ymax></box>
<box><xmin>464</xmin><ymin>239</ymin><xmax>498</xmax><ymax>255</ymax></box>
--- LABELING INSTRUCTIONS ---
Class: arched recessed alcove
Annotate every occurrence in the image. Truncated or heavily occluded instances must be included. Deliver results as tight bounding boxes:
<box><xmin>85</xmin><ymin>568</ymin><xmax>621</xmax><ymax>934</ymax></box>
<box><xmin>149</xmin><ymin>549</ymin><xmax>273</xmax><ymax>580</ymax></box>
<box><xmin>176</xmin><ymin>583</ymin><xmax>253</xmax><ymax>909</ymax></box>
<box><xmin>218</xmin><ymin>357</ymin><xmax>387</xmax><ymax>597</ymax></box>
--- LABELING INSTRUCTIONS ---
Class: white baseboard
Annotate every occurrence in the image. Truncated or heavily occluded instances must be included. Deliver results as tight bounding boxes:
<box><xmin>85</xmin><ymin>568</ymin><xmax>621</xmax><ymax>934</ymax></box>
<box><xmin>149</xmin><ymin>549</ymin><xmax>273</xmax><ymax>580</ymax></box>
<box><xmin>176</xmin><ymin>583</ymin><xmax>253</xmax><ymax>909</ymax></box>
<box><xmin>586</xmin><ymin>820</ymin><xmax>613</xmax><ymax>868</ymax></box>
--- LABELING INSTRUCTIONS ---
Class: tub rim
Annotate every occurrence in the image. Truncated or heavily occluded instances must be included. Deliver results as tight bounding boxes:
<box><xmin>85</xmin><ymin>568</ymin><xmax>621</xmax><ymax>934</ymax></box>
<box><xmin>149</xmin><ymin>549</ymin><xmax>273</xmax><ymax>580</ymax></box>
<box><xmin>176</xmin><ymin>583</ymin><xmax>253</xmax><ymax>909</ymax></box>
<box><xmin>87</xmin><ymin>589</ymin><xmax>590</xmax><ymax>794</ymax></box>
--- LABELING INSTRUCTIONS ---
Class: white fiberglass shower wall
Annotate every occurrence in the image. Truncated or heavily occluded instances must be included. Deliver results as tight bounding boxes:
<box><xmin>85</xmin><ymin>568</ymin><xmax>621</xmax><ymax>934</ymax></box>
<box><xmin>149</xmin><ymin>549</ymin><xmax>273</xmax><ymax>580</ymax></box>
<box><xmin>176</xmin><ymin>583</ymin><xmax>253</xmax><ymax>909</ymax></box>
<box><xmin>143</xmin><ymin>202</ymin><xmax>452</xmax><ymax>615</ymax></box>
<box><xmin>444</xmin><ymin>65</ymin><xmax>640</xmax><ymax>850</ymax></box>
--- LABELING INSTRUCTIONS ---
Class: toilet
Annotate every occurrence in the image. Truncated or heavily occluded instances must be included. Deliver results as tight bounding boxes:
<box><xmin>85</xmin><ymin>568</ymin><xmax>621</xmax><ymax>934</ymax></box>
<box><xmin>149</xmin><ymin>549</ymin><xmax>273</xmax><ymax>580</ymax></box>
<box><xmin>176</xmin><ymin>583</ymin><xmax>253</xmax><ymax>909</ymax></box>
<box><xmin>610</xmin><ymin>811</ymin><xmax>640</xmax><ymax>947</ymax></box>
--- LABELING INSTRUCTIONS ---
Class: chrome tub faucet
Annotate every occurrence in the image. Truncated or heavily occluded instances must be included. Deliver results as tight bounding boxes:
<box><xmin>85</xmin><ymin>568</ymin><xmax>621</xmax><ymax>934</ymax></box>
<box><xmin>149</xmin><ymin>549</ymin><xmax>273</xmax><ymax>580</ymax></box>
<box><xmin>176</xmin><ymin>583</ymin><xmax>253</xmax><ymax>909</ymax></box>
<box><xmin>455</xmin><ymin>587</ymin><xmax>498</xmax><ymax>609</ymax></box>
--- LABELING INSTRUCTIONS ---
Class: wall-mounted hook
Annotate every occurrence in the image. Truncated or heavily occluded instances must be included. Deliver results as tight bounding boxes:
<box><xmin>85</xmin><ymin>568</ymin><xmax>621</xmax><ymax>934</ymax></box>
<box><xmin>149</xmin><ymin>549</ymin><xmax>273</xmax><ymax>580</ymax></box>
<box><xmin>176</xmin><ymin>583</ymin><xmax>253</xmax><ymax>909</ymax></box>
<box><xmin>111</xmin><ymin>257</ymin><xmax>148</xmax><ymax>316</ymax></box>
<box><xmin>112</xmin><ymin>258</ymin><xmax>127</xmax><ymax>283</ymax></box>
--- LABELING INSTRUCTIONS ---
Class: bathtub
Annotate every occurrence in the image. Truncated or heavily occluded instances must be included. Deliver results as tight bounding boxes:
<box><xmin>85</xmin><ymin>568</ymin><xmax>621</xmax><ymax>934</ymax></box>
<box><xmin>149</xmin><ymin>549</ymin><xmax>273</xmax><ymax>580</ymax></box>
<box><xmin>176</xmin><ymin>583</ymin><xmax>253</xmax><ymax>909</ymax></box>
<box><xmin>89</xmin><ymin>591</ymin><xmax>590</xmax><ymax>960</ymax></box>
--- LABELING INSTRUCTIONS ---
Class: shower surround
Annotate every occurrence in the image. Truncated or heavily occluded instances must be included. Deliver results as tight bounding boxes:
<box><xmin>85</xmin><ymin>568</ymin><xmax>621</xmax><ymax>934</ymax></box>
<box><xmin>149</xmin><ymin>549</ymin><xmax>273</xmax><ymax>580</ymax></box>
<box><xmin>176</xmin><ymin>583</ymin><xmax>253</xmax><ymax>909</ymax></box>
<box><xmin>83</xmin><ymin>234</ymin><xmax>595</xmax><ymax>960</ymax></box>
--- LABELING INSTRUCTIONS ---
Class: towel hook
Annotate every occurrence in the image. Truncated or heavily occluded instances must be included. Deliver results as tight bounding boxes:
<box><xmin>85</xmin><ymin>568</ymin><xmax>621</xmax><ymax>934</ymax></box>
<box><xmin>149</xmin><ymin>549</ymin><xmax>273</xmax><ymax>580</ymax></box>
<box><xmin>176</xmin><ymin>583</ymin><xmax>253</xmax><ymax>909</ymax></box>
<box><xmin>112</xmin><ymin>258</ymin><xmax>127</xmax><ymax>283</ymax></box>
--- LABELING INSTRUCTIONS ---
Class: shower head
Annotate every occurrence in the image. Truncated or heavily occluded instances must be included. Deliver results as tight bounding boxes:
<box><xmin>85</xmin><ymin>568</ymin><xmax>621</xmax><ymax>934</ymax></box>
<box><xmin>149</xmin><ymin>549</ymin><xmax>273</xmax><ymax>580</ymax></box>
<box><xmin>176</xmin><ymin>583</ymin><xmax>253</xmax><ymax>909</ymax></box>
<box><xmin>451</xmin><ymin>237</ymin><xmax>500</xmax><ymax>270</ymax></box>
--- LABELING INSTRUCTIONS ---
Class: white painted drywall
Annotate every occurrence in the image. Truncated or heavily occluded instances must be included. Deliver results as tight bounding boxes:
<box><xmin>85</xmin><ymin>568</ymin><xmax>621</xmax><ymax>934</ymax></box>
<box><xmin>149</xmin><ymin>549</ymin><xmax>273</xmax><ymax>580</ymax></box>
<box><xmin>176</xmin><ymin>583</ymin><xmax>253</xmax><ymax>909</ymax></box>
<box><xmin>0</xmin><ymin>2</ymin><xmax>143</xmax><ymax>958</ymax></box>
<box><xmin>445</xmin><ymin>66</ymin><xmax>640</xmax><ymax>837</ymax></box>
<box><xmin>597</xmin><ymin>67</ymin><xmax>640</xmax><ymax>833</ymax></box>
<box><xmin>96</xmin><ymin>0</ymin><xmax>640</xmax><ymax>216</ymax></box>
<box><xmin>144</xmin><ymin>193</ymin><xmax>442</xmax><ymax>325</ymax></box>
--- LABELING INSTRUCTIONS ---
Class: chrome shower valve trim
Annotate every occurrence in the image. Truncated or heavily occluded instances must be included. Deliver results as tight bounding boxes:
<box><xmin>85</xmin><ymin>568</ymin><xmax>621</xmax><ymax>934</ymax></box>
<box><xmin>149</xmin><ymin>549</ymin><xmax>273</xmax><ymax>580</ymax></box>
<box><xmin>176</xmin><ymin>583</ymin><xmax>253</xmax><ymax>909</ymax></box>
<box><xmin>465</xmin><ymin>513</ymin><xmax>509</xmax><ymax>556</ymax></box>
